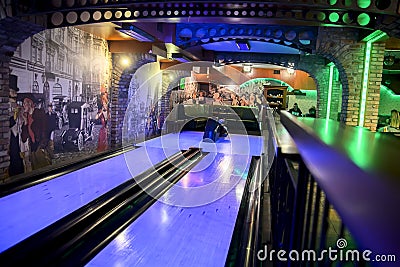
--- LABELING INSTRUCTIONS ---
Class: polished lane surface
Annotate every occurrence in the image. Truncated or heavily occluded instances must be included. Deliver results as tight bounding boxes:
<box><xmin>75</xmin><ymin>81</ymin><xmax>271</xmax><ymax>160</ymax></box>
<box><xmin>87</xmin><ymin>132</ymin><xmax>260</xmax><ymax>267</ymax></box>
<box><xmin>137</xmin><ymin>131</ymin><xmax>263</xmax><ymax>156</ymax></box>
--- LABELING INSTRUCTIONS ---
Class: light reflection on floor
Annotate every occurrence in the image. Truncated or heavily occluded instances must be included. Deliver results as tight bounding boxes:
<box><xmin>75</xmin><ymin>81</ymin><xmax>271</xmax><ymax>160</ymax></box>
<box><xmin>87</xmin><ymin>131</ymin><xmax>261</xmax><ymax>267</ymax></box>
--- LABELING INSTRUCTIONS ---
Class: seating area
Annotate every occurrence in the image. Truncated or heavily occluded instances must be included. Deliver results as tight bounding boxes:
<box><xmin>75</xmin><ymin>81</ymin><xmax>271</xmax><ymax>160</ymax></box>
<box><xmin>225</xmin><ymin>106</ymin><xmax>260</xmax><ymax>135</ymax></box>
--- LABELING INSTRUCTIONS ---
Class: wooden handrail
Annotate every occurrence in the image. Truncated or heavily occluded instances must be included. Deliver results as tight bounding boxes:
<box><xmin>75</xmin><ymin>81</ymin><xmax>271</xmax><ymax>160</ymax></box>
<box><xmin>280</xmin><ymin>111</ymin><xmax>400</xmax><ymax>259</ymax></box>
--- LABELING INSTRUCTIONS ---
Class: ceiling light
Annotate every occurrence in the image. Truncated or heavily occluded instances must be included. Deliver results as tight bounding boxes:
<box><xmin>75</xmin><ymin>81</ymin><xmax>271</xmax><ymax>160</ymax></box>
<box><xmin>243</xmin><ymin>65</ymin><xmax>252</xmax><ymax>73</ymax></box>
<box><xmin>171</xmin><ymin>53</ymin><xmax>191</xmax><ymax>62</ymax></box>
<box><xmin>117</xmin><ymin>24</ymin><xmax>155</xmax><ymax>42</ymax></box>
<box><xmin>121</xmin><ymin>57</ymin><xmax>130</xmax><ymax>66</ymax></box>
<box><xmin>235</xmin><ymin>40</ymin><xmax>250</xmax><ymax>51</ymax></box>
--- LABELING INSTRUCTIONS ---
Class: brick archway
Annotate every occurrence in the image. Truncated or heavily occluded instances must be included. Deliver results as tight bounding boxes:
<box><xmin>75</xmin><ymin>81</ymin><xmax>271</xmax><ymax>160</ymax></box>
<box><xmin>296</xmin><ymin>54</ymin><xmax>333</xmax><ymax>119</ymax></box>
<box><xmin>110</xmin><ymin>53</ymin><xmax>157</xmax><ymax>148</ymax></box>
<box><xmin>316</xmin><ymin>27</ymin><xmax>386</xmax><ymax>130</ymax></box>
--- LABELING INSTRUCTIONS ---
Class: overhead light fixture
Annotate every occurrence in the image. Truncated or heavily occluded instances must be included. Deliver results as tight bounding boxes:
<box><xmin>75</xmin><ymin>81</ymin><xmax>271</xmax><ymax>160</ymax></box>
<box><xmin>171</xmin><ymin>53</ymin><xmax>191</xmax><ymax>63</ymax></box>
<box><xmin>235</xmin><ymin>40</ymin><xmax>250</xmax><ymax>51</ymax></box>
<box><xmin>117</xmin><ymin>24</ymin><xmax>155</xmax><ymax>42</ymax></box>
<box><xmin>286</xmin><ymin>68</ymin><xmax>295</xmax><ymax>75</ymax></box>
<box><xmin>243</xmin><ymin>64</ymin><xmax>252</xmax><ymax>73</ymax></box>
<box><xmin>286</xmin><ymin>62</ymin><xmax>295</xmax><ymax>75</ymax></box>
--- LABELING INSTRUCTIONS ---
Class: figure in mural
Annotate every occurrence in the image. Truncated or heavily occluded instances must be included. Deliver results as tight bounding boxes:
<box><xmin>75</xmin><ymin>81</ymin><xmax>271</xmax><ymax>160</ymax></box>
<box><xmin>248</xmin><ymin>93</ymin><xmax>256</xmax><ymax>107</ymax></box>
<box><xmin>46</xmin><ymin>103</ymin><xmax>58</xmax><ymax>160</ymax></box>
<box><xmin>62</xmin><ymin>100</ymin><xmax>70</xmax><ymax>126</ymax></box>
<box><xmin>213</xmin><ymin>92</ymin><xmax>224</xmax><ymax>105</ymax></box>
<box><xmin>96</xmin><ymin>94</ymin><xmax>109</xmax><ymax>152</ymax></box>
<box><xmin>198</xmin><ymin>91</ymin><xmax>206</xmax><ymax>104</ymax></box>
<box><xmin>22</xmin><ymin>97</ymin><xmax>51</xmax><ymax>170</ymax></box>
<box><xmin>8</xmin><ymin>87</ymin><xmax>25</xmax><ymax>176</ymax></box>
<box><xmin>231</xmin><ymin>94</ymin><xmax>240</xmax><ymax>106</ymax></box>
<box><xmin>239</xmin><ymin>94</ymin><xmax>249</xmax><ymax>106</ymax></box>
<box><xmin>255</xmin><ymin>93</ymin><xmax>263</xmax><ymax>109</ymax></box>
<box><xmin>146</xmin><ymin>105</ymin><xmax>159</xmax><ymax>137</ymax></box>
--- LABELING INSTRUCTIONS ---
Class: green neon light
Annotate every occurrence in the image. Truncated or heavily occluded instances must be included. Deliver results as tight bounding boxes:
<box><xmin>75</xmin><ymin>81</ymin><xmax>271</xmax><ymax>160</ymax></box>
<box><xmin>358</xmin><ymin>30</ymin><xmax>387</xmax><ymax>127</ymax></box>
<box><xmin>361</xmin><ymin>30</ymin><xmax>387</xmax><ymax>42</ymax></box>
<box><xmin>327</xmin><ymin>63</ymin><xmax>335</xmax><ymax>120</ymax></box>
<box><xmin>359</xmin><ymin>41</ymin><xmax>371</xmax><ymax>127</ymax></box>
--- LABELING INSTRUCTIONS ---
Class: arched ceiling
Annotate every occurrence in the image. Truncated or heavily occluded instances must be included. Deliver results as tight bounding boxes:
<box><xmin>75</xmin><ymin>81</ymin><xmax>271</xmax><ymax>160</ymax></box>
<box><xmin>9</xmin><ymin>0</ymin><xmax>400</xmax><ymax>70</ymax></box>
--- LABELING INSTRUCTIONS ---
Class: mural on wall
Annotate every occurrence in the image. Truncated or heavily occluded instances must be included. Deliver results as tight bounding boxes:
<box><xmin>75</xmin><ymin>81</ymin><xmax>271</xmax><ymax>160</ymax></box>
<box><xmin>168</xmin><ymin>77</ymin><xmax>265</xmax><ymax>109</ymax></box>
<box><xmin>123</xmin><ymin>62</ymin><xmax>163</xmax><ymax>144</ymax></box>
<box><xmin>8</xmin><ymin>26</ymin><xmax>112</xmax><ymax>177</ymax></box>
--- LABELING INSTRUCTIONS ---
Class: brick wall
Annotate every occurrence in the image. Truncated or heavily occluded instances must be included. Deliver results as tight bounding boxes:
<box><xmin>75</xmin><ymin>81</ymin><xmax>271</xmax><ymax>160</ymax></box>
<box><xmin>364</xmin><ymin>42</ymin><xmax>385</xmax><ymax>130</ymax></box>
<box><xmin>330</xmin><ymin>69</ymin><xmax>342</xmax><ymax>121</ymax></box>
<box><xmin>110</xmin><ymin>57</ymin><xmax>124</xmax><ymax>149</ymax></box>
<box><xmin>315</xmin><ymin>67</ymin><xmax>330</xmax><ymax>119</ymax></box>
<box><xmin>161</xmin><ymin>69</ymin><xmax>190</xmax><ymax>118</ymax></box>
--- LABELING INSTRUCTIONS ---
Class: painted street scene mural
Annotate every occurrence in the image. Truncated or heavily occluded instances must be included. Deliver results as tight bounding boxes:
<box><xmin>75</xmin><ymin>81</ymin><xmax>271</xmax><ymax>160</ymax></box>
<box><xmin>8</xmin><ymin>26</ymin><xmax>112</xmax><ymax>176</ymax></box>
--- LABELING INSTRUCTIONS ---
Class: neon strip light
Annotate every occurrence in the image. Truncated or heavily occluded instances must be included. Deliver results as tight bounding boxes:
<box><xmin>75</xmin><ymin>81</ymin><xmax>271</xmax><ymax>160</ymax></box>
<box><xmin>327</xmin><ymin>63</ymin><xmax>334</xmax><ymax>120</ymax></box>
<box><xmin>359</xmin><ymin>41</ymin><xmax>371</xmax><ymax>127</ymax></box>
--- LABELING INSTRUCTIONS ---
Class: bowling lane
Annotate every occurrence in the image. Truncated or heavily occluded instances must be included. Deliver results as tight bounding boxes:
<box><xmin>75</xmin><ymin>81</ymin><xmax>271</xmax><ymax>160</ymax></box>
<box><xmin>0</xmin><ymin>146</ymin><xmax>179</xmax><ymax>253</ymax></box>
<box><xmin>137</xmin><ymin>131</ymin><xmax>264</xmax><ymax>156</ymax></box>
<box><xmin>86</xmin><ymin>152</ymin><xmax>252</xmax><ymax>267</ymax></box>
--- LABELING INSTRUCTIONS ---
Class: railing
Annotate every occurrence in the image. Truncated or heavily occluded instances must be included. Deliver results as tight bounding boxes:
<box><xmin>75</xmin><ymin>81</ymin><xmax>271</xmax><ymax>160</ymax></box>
<box><xmin>267</xmin><ymin>111</ymin><xmax>400</xmax><ymax>266</ymax></box>
<box><xmin>225</xmin><ymin>156</ymin><xmax>262</xmax><ymax>267</ymax></box>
